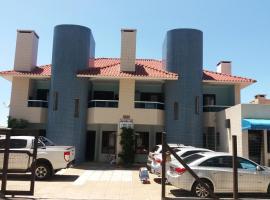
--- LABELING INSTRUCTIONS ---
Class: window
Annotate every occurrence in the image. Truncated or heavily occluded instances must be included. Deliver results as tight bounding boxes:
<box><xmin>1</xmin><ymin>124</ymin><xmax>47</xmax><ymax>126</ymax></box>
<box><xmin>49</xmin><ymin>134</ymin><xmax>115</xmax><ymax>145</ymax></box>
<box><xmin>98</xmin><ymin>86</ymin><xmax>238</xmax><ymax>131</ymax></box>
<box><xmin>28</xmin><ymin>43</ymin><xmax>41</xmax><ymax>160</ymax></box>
<box><xmin>53</xmin><ymin>92</ymin><xmax>58</xmax><ymax>111</ymax></box>
<box><xmin>173</xmin><ymin>102</ymin><xmax>179</xmax><ymax>120</ymax></box>
<box><xmin>200</xmin><ymin>156</ymin><xmax>232</xmax><ymax>168</ymax></box>
<box><xmin>0</xmin><ymin>139</ymin><xmax>27</xmax><ymax>149</ymax></box>
<box><xmin>93</xmin><ymin>91</ymin><xmax>115</xmax><ymax>100</ymax></box>
<box><xmin>204</xmin><ymin>127</ymin><xmax>216</xmax><ymax>150</ymax></box>
<box><xmin>39</xmin><ymin>136</ymin><xmax>54</xmax><ymax>146</ymax></box>
<box><xmin>182</xmin><ymin>154</ymin><xmax>204</xmax><ymax>165</ymax></box>
<box><xmin>36</xmin><ymin>89</ymin><xmax>49</xmax><ymax>100</ymax></box>
<box><xmin>203</xmin><ymin>94</ymin><xmax>216</xmax><ymax>106</ymax></box>
<box><xmin>135</xmin><ymin>132</ymin><xmax>149</xmax><ymax>154</ymax></box>
<box><xmin>195</xmin><ymin>96</ymin><xmax>200</xmax><ymax>114</ymax></box>
<box><xmin>267</xmin><ymin>131</ymin><xmax>270</xmax><ymax>153</ymax></box>
<box><xmin>74</xmin><ymin>99</ymin><xmax>80</xmax><ymax>118</ymax></box>
<box><xmin>238</xmin><ymin>157</ymin><xmax>257</xmax><ymax>171</ymax></box>
<box><xmin>156</xmin><ymin>132</ymin><xmax>162</xmax><ymax>145</ymax></box>
<box><xmin>102</xmin><ymin>131</ymin><xmax>116</xmax><ymax>154</ymax></box>
<box><xmin>181</xmin><ymin>150</ymin><xmax>208</xmax><ymax>158</ymax></box>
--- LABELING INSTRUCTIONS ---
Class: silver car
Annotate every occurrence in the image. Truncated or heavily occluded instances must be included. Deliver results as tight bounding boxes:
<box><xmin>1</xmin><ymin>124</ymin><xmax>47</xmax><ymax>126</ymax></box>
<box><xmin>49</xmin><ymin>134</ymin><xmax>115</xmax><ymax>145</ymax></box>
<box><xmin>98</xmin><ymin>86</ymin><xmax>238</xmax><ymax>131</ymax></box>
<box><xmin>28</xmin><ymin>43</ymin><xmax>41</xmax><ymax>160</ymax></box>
<box><xmin>151</xmin><ymin>147</ymin><xmax>213</xmax><ymax>176</ymax></box>
<box><xmin>146</xmin><ymin>144</ymin><xmax>187</xmax><ymax>171</ymax></box>
<box><xmin>167</xmin><ymin>152</ymin><xmax>270</xmax><ymax>198</ymax></box>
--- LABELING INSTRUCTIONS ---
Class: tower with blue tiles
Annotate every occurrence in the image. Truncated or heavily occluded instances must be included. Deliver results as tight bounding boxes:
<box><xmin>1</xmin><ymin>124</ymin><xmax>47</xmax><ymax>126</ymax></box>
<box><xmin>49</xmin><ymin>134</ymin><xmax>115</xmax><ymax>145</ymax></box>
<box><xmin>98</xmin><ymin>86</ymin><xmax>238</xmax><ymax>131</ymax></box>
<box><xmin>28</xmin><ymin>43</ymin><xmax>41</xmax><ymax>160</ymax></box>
<box><xmin>163</xmin><ymin>29</ymin><xmax>203</xmax><ymax>147</ymax></box>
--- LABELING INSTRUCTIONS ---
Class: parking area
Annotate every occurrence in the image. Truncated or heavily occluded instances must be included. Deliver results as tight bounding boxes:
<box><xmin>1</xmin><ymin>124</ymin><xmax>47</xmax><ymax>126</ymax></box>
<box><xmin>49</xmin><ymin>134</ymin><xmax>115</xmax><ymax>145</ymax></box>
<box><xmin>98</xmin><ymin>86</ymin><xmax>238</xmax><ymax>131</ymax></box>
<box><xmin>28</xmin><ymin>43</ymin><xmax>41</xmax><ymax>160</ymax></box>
<box><xmin>1</xmin><ymin>162</ymin><xmax>175</xmax><ymax>200</ymax></box>
<box><xmin>2</xmin><ymin>162</ymin><xmax>270</xmax><ymax>200</ymax></box>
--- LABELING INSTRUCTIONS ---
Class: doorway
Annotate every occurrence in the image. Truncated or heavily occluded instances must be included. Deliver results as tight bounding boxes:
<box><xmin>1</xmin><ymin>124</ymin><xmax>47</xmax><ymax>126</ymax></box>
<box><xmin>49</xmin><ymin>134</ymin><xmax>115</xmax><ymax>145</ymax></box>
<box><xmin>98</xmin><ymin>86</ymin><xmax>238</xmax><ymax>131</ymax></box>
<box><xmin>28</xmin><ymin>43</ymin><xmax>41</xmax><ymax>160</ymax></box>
<box><xmin>85</xmin><ymin>131</ymin><xmax>96</xmax><ymax>161</ymax></box>
<box><xmin>248</xmin><ymin>130</ymin><xmax>264</xmax><ymax>165</ymax></box>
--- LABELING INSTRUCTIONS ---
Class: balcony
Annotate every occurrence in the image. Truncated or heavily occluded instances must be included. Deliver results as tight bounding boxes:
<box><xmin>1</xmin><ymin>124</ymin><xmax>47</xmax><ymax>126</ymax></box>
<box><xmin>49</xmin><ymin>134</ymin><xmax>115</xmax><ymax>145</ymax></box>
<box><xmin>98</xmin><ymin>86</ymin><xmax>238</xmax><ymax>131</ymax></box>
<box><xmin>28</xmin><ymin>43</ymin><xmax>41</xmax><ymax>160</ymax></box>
<box><xmin>134</xmin><ymin>101</ymin><xmax>164</xmax><ymax>110</ymax></box>
<box><xmin>203</xmin><ymin>105</ymin><xmax>230</xmax><ymax>112</ymax></box>
<box><xmin>28</xmin><ymin>100</ymin><xmax>48</xmax><ymax>108</ymax></box>
<box><xmin>88</xmin><ymin>100</ymin><xmax>119</xmax><ymax>108</ymax></box>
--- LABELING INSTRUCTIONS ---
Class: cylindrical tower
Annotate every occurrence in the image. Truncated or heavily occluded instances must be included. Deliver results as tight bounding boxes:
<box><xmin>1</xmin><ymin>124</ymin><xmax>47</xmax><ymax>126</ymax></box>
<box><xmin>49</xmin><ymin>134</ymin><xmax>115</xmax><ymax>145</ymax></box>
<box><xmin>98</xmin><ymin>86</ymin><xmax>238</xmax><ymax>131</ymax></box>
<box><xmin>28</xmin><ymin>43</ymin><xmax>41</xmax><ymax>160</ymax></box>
<box><xmin>47</xmin><ymin>24</ymin><xmax>95</xmax><ymax>162</ymax></box>
<box><xmin>163</xmin><ymin>29</ymin><xmax>203</xmax><ymax>147</ymax></box>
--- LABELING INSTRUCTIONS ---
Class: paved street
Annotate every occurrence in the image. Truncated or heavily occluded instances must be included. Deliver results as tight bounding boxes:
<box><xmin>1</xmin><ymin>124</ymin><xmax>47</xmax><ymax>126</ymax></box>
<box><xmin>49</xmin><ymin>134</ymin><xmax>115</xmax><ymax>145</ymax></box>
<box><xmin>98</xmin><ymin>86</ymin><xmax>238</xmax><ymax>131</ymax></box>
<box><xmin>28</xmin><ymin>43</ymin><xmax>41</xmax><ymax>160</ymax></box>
<box><xmin>1</xmin><ymin>163</ymin><xmax>270</xmax><ymax>200</ymax></box>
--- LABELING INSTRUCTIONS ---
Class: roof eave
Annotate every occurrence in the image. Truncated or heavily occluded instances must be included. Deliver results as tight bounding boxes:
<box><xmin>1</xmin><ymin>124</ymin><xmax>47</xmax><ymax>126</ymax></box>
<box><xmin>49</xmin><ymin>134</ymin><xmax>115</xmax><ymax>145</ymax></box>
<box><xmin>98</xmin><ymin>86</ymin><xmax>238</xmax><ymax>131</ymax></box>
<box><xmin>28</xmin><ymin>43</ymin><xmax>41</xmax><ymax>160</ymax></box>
<box><xmin>203</xmin><ymin>80</ymin><xmax>256</xmax><ymax>88</ymax></box>
<box><xmin>0</xmin><ymin>74</ymin><xmax>50</xmax><ymax>80</ymax></box>
<box><xmin>77</xmin><ymin>74</ymin><xmax>178</xmax><ymax>80</ymax></box>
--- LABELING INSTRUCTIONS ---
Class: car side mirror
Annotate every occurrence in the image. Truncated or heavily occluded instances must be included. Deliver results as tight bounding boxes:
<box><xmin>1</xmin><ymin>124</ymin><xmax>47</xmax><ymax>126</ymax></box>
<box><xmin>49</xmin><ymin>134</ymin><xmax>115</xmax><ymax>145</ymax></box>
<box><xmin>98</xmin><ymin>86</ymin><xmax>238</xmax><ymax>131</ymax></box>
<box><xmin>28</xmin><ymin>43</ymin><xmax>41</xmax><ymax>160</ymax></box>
<box><xmin>256</xmin><ymin>166</ymin><xmax>263</xmax><ymax>171</ymax></box>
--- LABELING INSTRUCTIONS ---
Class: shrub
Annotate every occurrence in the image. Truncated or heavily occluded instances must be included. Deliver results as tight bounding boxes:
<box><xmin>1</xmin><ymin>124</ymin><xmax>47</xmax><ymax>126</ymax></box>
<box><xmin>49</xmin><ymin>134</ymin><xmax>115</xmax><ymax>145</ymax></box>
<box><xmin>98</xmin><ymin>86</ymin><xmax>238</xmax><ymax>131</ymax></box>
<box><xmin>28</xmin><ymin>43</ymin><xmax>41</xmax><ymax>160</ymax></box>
<box><xmin>118</xmin><ymin>127</ymin><xmax>135</xmax><ymax>166</ymax></box>
<box><xmin>7</xmin><ymin>116</ymin><xmax>29</xmax><ymax>129</ymax></box>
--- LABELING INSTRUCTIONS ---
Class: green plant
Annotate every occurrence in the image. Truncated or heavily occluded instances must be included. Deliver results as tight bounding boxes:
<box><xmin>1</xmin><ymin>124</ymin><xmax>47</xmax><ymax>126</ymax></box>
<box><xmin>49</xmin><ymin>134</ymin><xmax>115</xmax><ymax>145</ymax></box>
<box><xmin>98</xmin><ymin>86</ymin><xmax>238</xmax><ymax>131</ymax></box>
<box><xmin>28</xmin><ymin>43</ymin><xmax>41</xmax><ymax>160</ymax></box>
<box><xmin>7</xmin><ymin>116</ymin><xmax>29</xmax><ymax>129</ymax></box>
<box><xmin>118</xmin><ymin>127</ymin><xmax>135</xmax><ymax>166</ymax></box>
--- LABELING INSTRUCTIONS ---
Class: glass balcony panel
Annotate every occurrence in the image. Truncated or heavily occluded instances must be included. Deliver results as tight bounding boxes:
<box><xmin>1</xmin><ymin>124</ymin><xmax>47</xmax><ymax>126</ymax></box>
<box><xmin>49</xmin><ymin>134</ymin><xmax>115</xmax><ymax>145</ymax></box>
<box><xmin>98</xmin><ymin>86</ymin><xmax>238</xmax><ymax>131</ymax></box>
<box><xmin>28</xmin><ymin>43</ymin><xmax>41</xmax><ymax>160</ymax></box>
<box><xmin>203</xmin><ymin>105</ymin><xmax>230</xmax><ymax>112</ymax></box>
<box><xmin>88</xmin><ymin>100</ymin><xmax>119</xmax><ymax>108</ymax></box>
<box><xmin>134</xmin><ymin>101</ymin><xmax>164</xmax><ymax>110</ymax></box>
<box><xmin>28</xmin><ymin>100</ymin><xmax>48</xmax><ymax>108</ymax></box>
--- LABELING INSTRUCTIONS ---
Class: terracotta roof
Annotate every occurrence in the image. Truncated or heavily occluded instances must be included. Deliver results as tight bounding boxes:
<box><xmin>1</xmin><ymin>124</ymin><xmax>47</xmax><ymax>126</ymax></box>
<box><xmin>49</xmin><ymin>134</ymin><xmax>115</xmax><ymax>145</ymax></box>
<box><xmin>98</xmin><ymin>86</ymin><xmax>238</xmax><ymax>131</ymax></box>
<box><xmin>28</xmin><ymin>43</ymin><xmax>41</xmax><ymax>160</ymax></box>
<box><xmin>203</xmin><ymin>70</ymin><xmax>256</xmax><ymax>83</ymax></box>
<box><xmin>0</xmin><ymin>64</ymin><xmax>51</xmax><ymax>77</ymax></box>
<box><xmin>0</xmin><ymin>58</ymin><xmax>256</xmax><ymax>83</ymax></box>
<box><xmin>78</xmin><ymin>58</ymin><xmax>177</xmax><ymax>79</ymax></box>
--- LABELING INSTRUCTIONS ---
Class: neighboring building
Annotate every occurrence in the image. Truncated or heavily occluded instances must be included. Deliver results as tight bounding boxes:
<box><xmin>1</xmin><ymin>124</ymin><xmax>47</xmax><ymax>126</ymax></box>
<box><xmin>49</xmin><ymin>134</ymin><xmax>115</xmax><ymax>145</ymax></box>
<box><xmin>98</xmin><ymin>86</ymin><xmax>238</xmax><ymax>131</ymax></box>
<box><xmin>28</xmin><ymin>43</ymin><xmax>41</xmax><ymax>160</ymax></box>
<box><xmin>216</xmin><ymin>104</ymin><xmax>270</xmax><ymax>166</ymax></box>
<box><xmin>1</xmin><ymin>25</ymin><xmax>262</xmax><ymax>163</ymax></box>
<box><xmin>250</xmin><ymin>94</ymin><xmax>270</xmax><ymax>105</ymax></box>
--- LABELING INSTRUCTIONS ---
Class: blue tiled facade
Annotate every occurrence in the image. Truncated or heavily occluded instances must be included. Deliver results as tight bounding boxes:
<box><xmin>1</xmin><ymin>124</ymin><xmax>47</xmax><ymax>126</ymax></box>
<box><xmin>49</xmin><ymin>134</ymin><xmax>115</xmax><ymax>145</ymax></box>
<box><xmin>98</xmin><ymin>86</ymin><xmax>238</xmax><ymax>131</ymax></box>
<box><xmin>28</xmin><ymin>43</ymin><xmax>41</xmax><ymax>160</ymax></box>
<box><xmin>163</xmin><ymin>29</ymin><xmax>203</xmax><ymax>147</ymax></box>
<box><xmin>47</xmin><ymin>25</ymin><xmax>95</xmax><ymax>162</ymax></box>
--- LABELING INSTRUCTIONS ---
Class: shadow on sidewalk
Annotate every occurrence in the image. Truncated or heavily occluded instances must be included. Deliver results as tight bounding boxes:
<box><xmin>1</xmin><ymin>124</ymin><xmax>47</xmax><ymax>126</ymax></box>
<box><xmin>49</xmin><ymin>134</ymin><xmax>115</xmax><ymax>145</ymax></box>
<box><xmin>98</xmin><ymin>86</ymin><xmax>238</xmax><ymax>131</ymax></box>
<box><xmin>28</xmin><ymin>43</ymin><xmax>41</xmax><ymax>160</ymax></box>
<box><xmin>0</xmin><ymin>174</ymin><xmax>79</xmax><ymax>182</ymax></box>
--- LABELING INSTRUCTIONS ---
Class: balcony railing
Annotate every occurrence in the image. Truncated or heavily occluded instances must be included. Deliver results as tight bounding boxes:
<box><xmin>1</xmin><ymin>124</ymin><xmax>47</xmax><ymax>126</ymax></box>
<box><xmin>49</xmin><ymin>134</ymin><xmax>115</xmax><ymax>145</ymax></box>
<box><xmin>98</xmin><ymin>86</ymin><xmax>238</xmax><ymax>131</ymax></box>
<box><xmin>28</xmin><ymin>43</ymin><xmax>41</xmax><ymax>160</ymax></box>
<box><xmin>134</xmin><ymin>101</ymin><xmax>164</xmax><ymax>110</ymax></box>
<box><xmin>203</xmin><ymin>105</ymin><xmax>230</xmax><ymax>112</ymax></box>
<box><xmin>88</xmin><ymin>100</ymin><xmax>119</xmax><ymax>108</ymax></box>
<box><xmin>28</xmin><ymin>100</ymin><xmax>48</xmax><ymax>108</ymax></box>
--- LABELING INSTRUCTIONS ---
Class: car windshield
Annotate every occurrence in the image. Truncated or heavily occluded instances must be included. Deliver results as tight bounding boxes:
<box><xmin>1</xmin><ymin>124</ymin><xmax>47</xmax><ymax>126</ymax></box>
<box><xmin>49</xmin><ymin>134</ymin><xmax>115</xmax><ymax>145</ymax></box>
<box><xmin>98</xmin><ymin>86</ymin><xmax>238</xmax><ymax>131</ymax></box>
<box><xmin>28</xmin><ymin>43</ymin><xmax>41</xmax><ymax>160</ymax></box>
<box><xmin>182</xmin><ymin>154</ymin><xmax>204</xmax><ymax>165</ymax></box>
<box><xmin>39</xmin><ymin>136</ymin><xmax>55</xmax><ymax>146</ymax></box>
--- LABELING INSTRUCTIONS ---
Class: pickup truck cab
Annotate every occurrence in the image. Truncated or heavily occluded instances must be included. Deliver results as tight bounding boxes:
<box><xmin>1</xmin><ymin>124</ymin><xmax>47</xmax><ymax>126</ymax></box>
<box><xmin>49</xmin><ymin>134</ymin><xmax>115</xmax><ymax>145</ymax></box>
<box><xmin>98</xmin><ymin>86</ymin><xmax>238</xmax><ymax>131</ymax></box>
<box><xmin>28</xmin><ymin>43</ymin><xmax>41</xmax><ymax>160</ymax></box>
<box><xmin>0</xmin><ymin>136</ymin><xmax>75</xmax><ymax>180</ymax></box>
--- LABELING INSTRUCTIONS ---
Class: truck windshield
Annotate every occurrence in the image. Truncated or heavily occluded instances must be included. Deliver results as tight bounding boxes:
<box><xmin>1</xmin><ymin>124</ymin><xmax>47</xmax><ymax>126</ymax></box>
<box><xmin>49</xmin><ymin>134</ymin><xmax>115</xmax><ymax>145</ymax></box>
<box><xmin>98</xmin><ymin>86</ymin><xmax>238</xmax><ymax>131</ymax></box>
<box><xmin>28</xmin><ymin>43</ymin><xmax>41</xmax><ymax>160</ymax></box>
<box><xmin>39</xmin><ymin>136</ymin><xmax>55</xmax><ymax>146</ymax></box>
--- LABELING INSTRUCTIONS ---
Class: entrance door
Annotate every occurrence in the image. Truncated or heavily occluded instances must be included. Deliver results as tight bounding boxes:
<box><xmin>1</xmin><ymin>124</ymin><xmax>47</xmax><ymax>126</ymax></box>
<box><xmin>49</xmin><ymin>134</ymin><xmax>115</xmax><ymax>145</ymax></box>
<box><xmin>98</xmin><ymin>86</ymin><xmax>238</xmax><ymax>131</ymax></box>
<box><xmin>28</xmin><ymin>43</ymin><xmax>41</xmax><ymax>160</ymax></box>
<box><xmin>248</xmin><ymin>130</ymin><xmax>264</xmax><ymax>165</ymax></box>
<box><xmin>85</xmin><ymin>131</ymin><xmax>96</xmax><ymax>161</ymax></box>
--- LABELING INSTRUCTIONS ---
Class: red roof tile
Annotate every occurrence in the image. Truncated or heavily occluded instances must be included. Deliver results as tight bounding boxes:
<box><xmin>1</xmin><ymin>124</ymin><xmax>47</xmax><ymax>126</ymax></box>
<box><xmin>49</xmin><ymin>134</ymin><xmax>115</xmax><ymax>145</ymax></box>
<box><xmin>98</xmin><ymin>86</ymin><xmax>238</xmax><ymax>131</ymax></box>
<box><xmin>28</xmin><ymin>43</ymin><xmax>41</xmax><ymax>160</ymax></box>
<box><xmin>0</xmin><ymin>58</ymin><xmax>256</xmax><ymax>83</ymax></box>
<box><xmin>203</xmin><ymin>70</ymin><xmax>256</xmax><ymax>83</ymax></box>
<box><xmin>0</xmin><ymin>64</ymin><xmax>51</xmax><ymax>77</ymax></box>
<box><xmin>79</xmin><ymin>58</ymin><xmax>177</xmax><ymax>79</ymax></box>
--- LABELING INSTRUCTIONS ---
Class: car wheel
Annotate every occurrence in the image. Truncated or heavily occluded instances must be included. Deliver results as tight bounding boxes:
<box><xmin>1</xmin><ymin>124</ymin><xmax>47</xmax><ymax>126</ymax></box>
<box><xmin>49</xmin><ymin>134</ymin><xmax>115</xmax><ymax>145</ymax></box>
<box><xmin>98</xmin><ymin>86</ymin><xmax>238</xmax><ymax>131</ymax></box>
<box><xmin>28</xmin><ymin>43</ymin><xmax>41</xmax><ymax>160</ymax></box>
<box><xmin>192</xmin><ymin>179</ymin><xmax>213</xmax><ymax>198</ymax></box>
<box><xmin>35</xmin><ymin>162</ymin><xmax>52</xmax><ymax>180</ymax></box>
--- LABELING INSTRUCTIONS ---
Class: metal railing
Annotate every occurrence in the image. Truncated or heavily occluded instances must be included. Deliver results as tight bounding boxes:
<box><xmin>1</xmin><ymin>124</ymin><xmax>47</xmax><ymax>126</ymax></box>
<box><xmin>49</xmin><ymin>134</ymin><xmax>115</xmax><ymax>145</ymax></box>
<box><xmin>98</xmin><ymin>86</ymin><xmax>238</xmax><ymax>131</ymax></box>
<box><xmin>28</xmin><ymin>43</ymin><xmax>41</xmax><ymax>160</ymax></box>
<box><xmin>203</xmin><ymin>105</ymin><xmax>230</xmax><ymax>112</ymax></box>
<box><xmin>88</xmin><ymin>100</ymin><xmax>119</xmax><ymax>108</ymax></box>
<box><xmin>134</xmin><ymin>101</ymin><xmax>164</xmax><ymax>110</ymax></box>
<box><xmin>28</xmin><ymin>100</ymin><xmax>48</xmax><ymax>108</ymax></box>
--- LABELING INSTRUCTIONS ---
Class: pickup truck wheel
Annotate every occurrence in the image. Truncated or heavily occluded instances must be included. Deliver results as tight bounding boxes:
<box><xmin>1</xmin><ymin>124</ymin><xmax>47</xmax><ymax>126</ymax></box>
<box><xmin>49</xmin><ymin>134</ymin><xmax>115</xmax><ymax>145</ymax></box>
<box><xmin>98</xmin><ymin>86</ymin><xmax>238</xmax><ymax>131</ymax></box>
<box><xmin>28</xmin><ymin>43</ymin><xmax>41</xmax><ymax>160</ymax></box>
<box><xmin>35</xmin><ymin>163</ymin><xmax>51</xmax><ymax>180</ymax></box>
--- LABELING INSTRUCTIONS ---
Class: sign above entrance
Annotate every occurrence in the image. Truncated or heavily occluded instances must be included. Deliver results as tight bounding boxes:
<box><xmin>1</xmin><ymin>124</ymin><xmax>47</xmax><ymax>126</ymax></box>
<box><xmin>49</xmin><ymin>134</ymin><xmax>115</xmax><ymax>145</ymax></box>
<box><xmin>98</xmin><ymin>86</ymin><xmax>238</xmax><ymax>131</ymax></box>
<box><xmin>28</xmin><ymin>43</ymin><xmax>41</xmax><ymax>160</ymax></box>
<box><xmin>119</xmin><ymin>115</ymin><xmax>134</xmax><ymax>129</ymax></box>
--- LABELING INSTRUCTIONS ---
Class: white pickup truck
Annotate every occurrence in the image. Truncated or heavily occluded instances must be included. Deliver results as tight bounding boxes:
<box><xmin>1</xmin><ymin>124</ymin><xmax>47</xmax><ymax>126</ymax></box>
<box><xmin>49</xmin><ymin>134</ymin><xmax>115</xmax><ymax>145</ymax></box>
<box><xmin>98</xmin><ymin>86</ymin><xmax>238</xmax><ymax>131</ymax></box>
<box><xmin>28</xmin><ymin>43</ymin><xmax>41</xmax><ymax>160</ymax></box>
<box><xmin>0</xmin><ymin>136</ymin><xmax>75</xmax><ymax>180</ymax></box>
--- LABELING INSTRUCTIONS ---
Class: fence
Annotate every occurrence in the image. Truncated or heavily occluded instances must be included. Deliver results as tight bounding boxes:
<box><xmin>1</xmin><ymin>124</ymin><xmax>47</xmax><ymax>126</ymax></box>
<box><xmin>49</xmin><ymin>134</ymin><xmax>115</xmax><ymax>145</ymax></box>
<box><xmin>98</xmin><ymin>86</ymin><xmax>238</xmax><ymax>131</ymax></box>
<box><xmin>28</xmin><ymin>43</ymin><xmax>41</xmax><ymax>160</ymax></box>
<box><xmin>160</xmin><ymin>132</ymin><xmax>268</xmax><ymax>200</ymax></box>
<box><xmin>0</xmin><ymin>128</ymin><xmax>38</xmax><ymax>197</ymax></box>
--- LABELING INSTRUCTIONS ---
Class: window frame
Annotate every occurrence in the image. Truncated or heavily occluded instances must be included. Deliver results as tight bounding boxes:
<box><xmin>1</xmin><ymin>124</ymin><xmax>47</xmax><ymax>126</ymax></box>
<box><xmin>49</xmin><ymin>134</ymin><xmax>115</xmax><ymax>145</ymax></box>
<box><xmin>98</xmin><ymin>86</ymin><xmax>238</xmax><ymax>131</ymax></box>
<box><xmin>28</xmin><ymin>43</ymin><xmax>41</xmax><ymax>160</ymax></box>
<box><xmin>199</xmin><ymin>156</ymin><xmax>233</xmax><ymax>168</ymax></box>
<box><xmin>135</xmin><ymin>132</ymin><xmax>149</xmax><ymax>154</ymax></box>
<box><xmin>101</xmin><ymin>131</ymin><xmax>116</xmax><ymax>154</ymax></box>
<box><xmin>203</xmin><ymin>94</ymin><xmax>216</xmax><ymax>106</ymax></box>
<box><xmin>0</xmin><ymin>139</ymin><xmax>27</xmax><ymax>149</ymax></box>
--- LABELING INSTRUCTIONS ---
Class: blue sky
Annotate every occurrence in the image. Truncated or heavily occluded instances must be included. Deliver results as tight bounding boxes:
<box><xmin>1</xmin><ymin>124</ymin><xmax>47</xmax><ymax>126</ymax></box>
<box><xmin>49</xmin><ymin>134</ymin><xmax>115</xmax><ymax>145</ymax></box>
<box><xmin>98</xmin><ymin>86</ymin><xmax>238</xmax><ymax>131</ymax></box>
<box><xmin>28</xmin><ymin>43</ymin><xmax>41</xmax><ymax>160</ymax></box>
<box><xmin>0</xmin><ymin>0</ymin><xmax>270</xmax><ymax>126</ymax></box>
